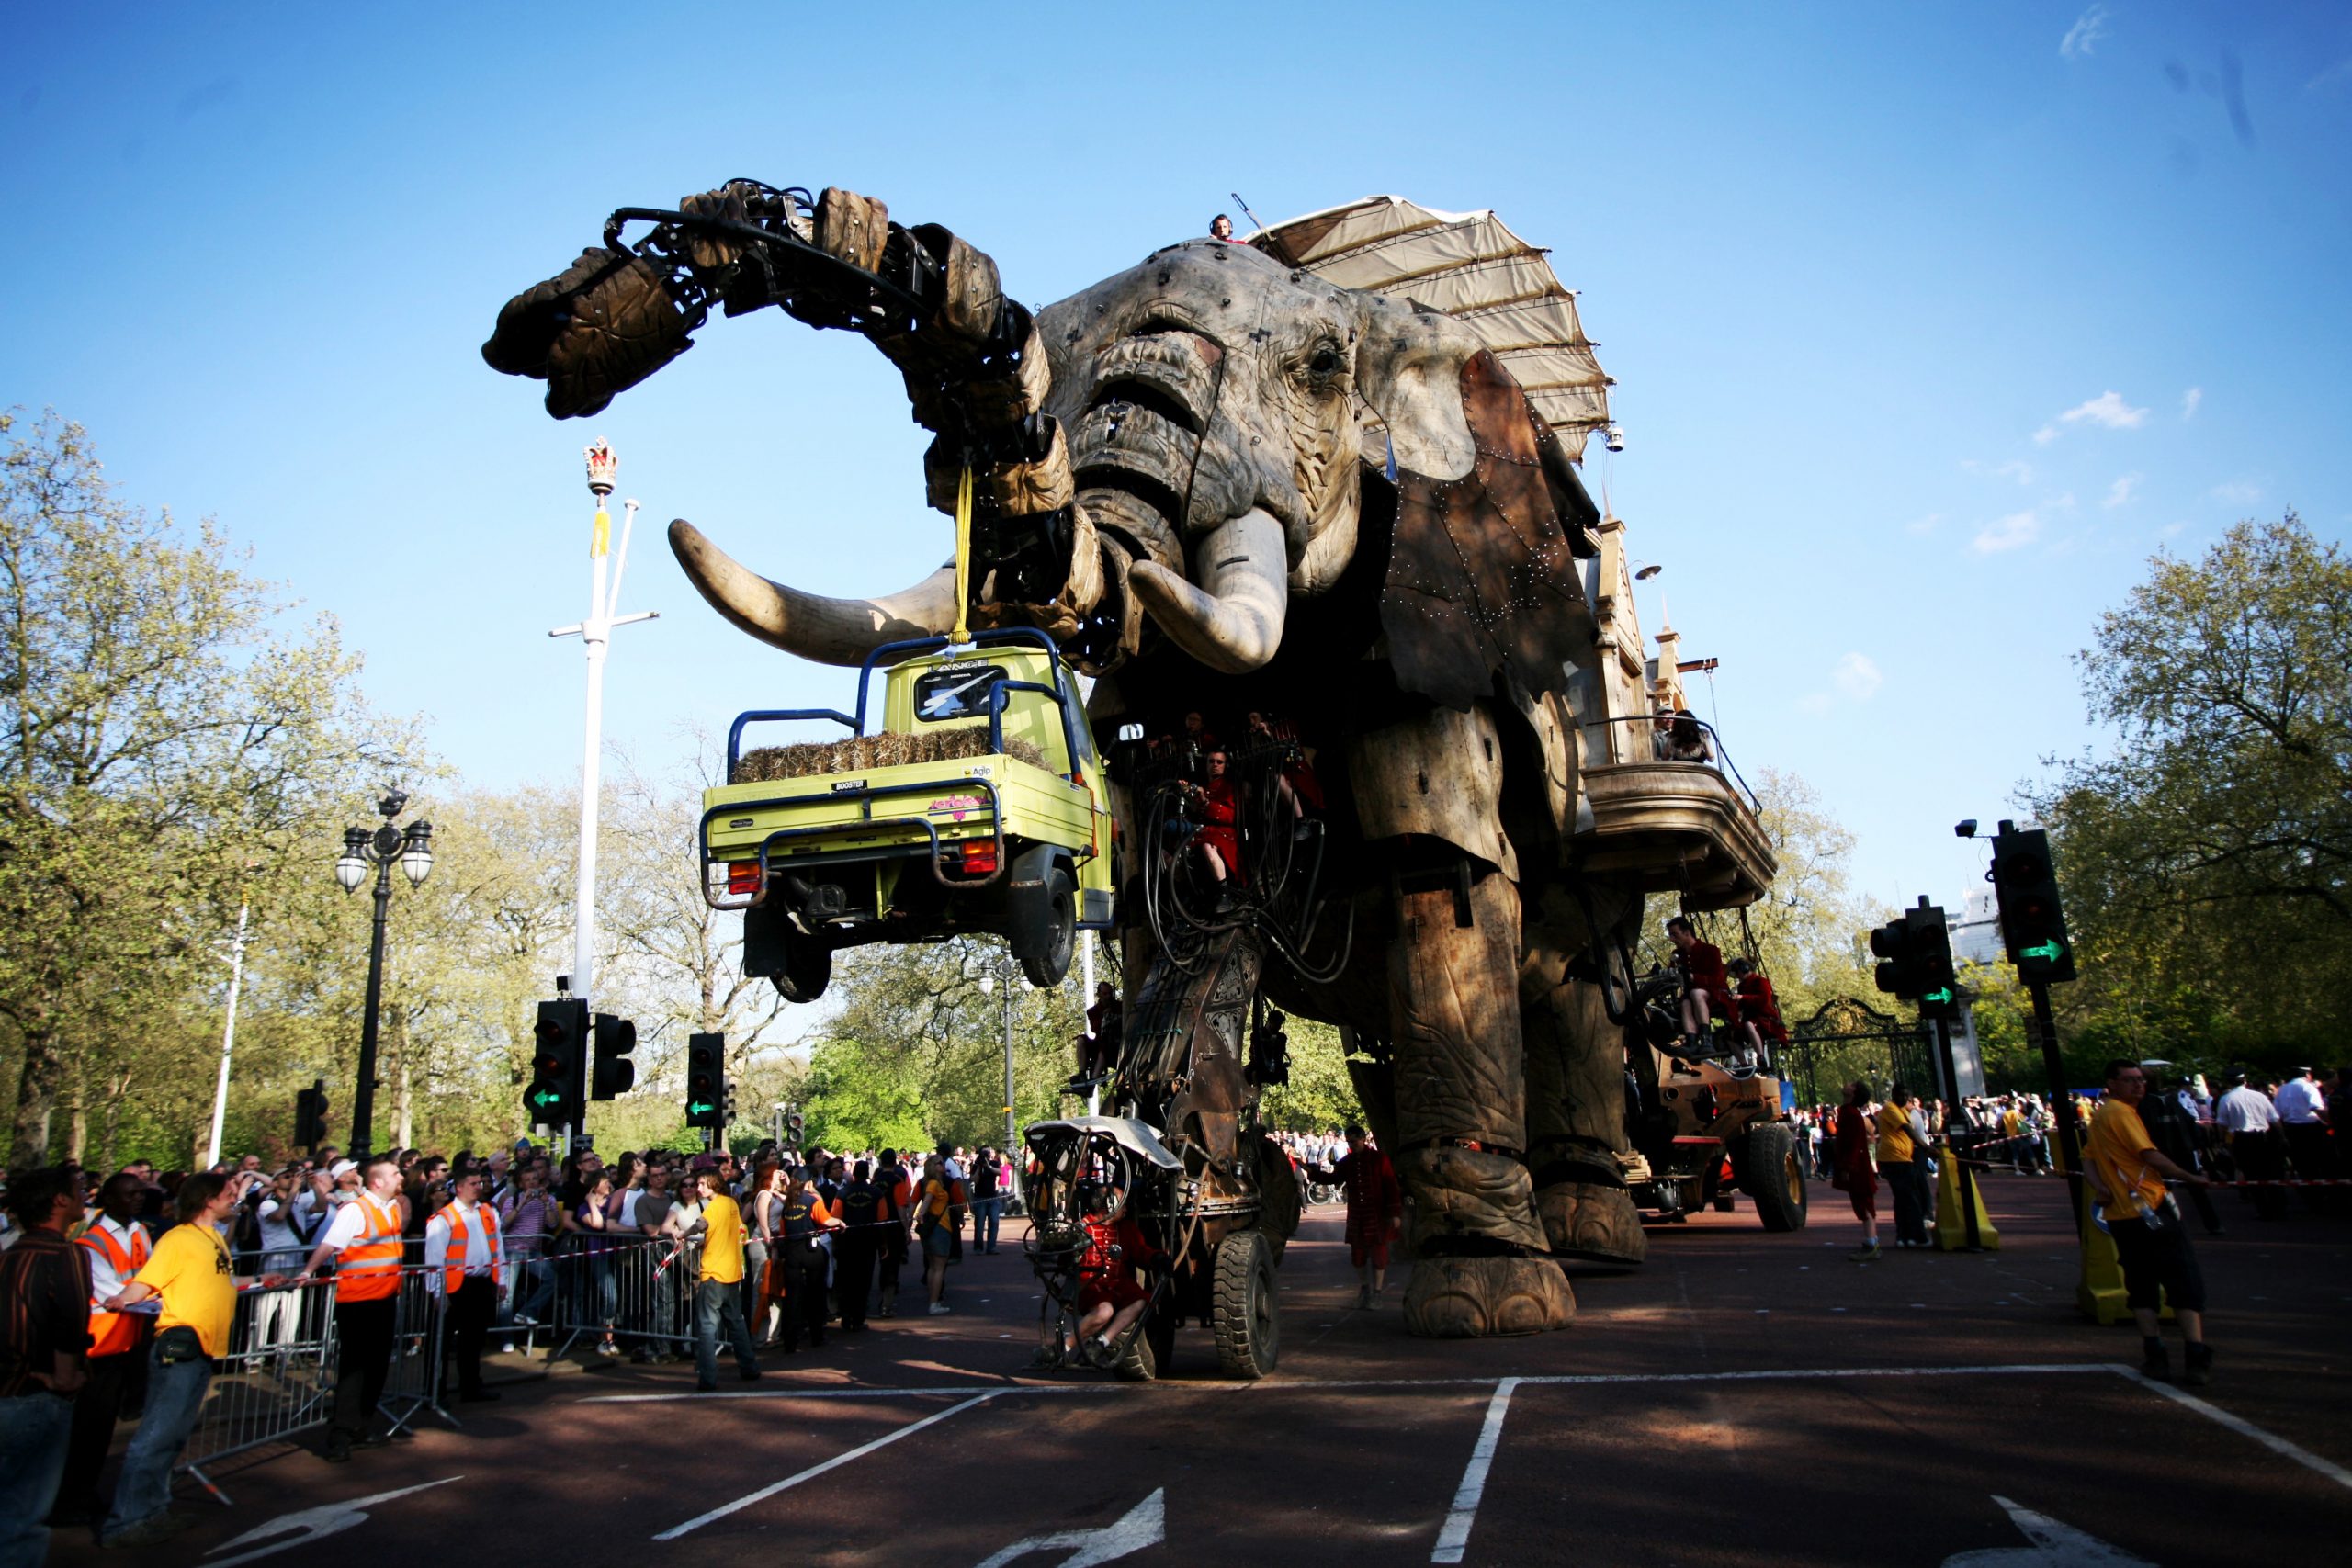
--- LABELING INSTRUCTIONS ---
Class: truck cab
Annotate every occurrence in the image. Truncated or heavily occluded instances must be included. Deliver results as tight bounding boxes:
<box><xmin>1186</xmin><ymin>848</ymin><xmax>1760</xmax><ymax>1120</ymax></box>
<box><xmin>699</xmin><ymin>628</ymin><xmax>1116</xmax><ymax>1001</ymax></box>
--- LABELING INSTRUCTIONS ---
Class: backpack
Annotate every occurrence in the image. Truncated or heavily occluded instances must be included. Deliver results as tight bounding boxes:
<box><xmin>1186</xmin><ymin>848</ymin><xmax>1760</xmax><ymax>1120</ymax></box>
<box><xmin>873</xmin><ymin>1168</ymin><xmax>904</xmax><ymax>1221</ymax></box>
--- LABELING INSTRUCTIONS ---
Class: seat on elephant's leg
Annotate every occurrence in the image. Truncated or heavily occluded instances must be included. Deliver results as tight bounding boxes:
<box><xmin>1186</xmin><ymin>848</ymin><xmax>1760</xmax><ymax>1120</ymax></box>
<box><xmin>1384</xmin><ymin>871</ymin><xmax>1573</xmax><ymax>1337</ymax></box>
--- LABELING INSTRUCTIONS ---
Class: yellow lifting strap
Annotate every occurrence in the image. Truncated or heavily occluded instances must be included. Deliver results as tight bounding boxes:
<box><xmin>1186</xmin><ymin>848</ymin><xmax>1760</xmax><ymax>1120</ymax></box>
<box><xmin>951</xmin><ymin>465</ymin><xmax>975</xmax><ymax>645</ymax></box>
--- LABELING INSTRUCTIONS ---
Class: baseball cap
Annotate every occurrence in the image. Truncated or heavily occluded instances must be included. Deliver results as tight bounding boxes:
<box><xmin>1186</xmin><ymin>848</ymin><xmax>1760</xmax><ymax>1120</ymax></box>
<box><xmin>329</xmin><ymin>1159</ymin><xmax>358</xmax><ymax>1179</ymax></box>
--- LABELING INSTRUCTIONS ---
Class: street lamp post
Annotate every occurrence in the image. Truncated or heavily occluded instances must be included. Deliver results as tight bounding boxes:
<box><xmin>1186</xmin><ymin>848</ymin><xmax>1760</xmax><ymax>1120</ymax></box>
<box><xmin>334</xmin><ymin>789</ymin><xmax>434</xmax><ymax>1159</ymax></box>
<box><xmin>978</xmin><ymin>953</ymin><xmax>1019</xmax><ymax>1156</ymax></box>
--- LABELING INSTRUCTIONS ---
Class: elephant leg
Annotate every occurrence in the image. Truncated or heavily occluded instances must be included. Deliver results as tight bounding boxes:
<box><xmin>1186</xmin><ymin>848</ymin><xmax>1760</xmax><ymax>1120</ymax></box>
<box><xmin>1523</xmin><ymin>974</ymin><xmax>1647</xmax><ymax>1266</ymax></box>
<box><xmin>1387</xmin><ymin>867</ymin><xmax>1573</xmax><ymax>1337</ymax></box>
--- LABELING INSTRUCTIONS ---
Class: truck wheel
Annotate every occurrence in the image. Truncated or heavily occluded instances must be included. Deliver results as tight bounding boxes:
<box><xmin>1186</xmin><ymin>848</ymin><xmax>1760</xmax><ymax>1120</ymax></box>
<box><xmin>1745</xmin><ymin>1123</ymin><xmax>1808</xmax><ymax>1233</ymax></box>
<box><xmin>776</xmin><ymin>933</ymin><xmax>831</xmax><ymax>1004</ymax></box>
<box><xmin>1211</xmin><ymin>1230</ymin><xmax>1280</xmax><ymax>1379</ymax></box>
<box><xmin>1016</xmin><ymin>866</ymin><xmax>1076</xmax><ymax>989</ymax></box>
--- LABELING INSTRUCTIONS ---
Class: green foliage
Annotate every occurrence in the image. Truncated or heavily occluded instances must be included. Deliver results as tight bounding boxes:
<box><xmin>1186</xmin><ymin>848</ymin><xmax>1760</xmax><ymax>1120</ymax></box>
<box><xmin>2025</xmin><ymin>513</ymin><xmax>2352</xmax><ymax>1070</ymax></box>
<box><xmin>797</xmin><ymin>937</ymin><xmax>1093</xmax><ymax>1154</ymax></box>
<box><xmin>1255</xmin><ymin>1017</ymin><xmax>1363</xmax><ymax>1132</ymax></box>
<box><xmin>0</xmin><ymin>410</ymin><xmax>412</xmax><ymax>1169</ymax></box>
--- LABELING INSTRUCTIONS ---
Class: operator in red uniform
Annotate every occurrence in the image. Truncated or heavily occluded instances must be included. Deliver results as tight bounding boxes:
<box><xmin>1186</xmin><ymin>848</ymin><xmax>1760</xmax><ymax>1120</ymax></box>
<box><xmin>1308</xmin><ymin>1125</ymin><xmax>1403</xmax><ymax>1309</ymax></box>
<box><xmin>1075</xmin><ymin>1181</ymin><xmax>1161</xmax><ymax>1366</ymax></box>
<box><xmin>1182</xmin><ymin>750</ymin><xmax>1243</xmax><ymax>897</ymax></box>
<box><xmin>1668</xmin><ymin>916</ymin><xmax>1738</xmax><ymax>1053</ymax></box>
<box><xmin>1728</xmin><ymin>957</ymin><xmax>1785</xmax><ymax>1071</ymax></box>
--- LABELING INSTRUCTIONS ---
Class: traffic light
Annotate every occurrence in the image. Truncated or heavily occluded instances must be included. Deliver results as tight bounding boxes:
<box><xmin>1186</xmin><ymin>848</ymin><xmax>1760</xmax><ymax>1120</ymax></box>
<box><xmin>684</xmin><ymin>1032</ymin><xmax>728</xmax><ymax>1130</ymax></box>
<box><xmin>1869</xmin><ymin>915</ymin><xmax>1918</xmax><ymax>999</ymax></box>
<box><xmin>591</xmin><ymin>1013</ymin><xmax>638</xmax><ymax>1100</ymax></box>
<box><xmin>526</xmin><ymin>998</ymin><xmax>589</xmax><ymax>1128</ymax></box>
<box><xmin>784</xmin><ymin>1105</ymin><xmax>806</xmax><ymax>1148</ymax></box>
<box><xmin>1990</xmin><ymin>824</ymin><xmax>2076</xmax><ymax>984</ymax></box>
<box><xmin>294</xmin><ymin>1079</ymin><xmax>329</xmax><ymax>1149</ymax></box>
<box><xmin>1909</xmin><ymin>901</ymin><xmax>1959</xmax><ymax>1019</ymax></box>
<box><xmin>1870</xmin><ymin>898</ymin><xmax>1953</xmax><ymax>1007</ymax></box>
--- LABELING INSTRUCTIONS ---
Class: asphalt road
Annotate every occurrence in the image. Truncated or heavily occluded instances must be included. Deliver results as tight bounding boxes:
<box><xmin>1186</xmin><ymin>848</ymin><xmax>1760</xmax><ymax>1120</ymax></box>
<box><xmin>50</xmin><ymin>1171</ymin><xmax>2352</xmax><ymax>1567</ymax></box>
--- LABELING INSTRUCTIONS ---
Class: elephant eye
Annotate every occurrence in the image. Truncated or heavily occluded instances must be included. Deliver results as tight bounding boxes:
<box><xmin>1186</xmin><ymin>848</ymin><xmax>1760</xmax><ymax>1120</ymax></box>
<box><xmin>1308</xmin><ymin>345</ymin><xmax>1343</xmax><ymax>376</ymax></box>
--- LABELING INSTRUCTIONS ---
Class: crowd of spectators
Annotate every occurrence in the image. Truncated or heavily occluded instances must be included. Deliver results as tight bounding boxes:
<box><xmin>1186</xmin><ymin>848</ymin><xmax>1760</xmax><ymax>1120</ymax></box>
<box><xmin>0</xmin><ymin>1134</ymin><xmax>1023</xmax><ymax>1559</ymax></box>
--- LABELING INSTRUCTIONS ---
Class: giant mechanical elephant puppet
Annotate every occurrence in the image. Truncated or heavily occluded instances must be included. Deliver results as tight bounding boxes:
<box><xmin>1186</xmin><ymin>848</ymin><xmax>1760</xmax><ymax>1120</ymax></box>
<box><xmin>485</xmin><ymin>183</ymin><xmax>1655</xmax><ymax>1337</ymax></box>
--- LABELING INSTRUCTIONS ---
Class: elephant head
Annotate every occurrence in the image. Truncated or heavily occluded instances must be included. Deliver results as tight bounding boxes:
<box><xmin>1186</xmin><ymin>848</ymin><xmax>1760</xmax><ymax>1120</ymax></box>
<box><xmin>483</xmin><ymin>189</ymin><xmax>1599</xmax><ymax>704</ymax></box>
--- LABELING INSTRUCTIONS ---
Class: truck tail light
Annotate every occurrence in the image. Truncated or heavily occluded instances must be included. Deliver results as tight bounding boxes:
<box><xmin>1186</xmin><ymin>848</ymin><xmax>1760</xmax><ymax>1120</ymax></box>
<box><xmin>707</xmin><ymin>860</ymin><xmax>763</xmax><ymax>908</ymax></box>
<box><xmin>959</xmin><ymin>840</ymin><xmax>999</xmax><ymax>874</ymax></box>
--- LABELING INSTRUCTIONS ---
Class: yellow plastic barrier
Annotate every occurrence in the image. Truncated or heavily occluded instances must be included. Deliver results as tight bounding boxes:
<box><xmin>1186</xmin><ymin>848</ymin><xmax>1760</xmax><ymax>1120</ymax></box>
<box><xmin>1934</xmin><ymin>1145</ymin><xmax>2001</xmax><ymax>1251</ymax></box>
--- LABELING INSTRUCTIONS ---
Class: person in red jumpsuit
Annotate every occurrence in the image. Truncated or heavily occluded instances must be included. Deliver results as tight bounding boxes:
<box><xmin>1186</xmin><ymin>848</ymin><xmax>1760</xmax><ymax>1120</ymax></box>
<box><xmin>1729</xmin><ymin>957</ymin><xmax>1785</xmax><ymax>1070</ymax></box>
<box><xmin>1182</xmin><ymin>750</ymin><xmax>1243</xmax><ymax>895</ymax></box>
<box><xmin>1075</xmin><ymin>1182</ymin><xmax>1161</xmax><ymax>1366</ymax></box>
<box><xmin>1307</xmin><ymin>1126</ymin><xmax>1402</xmax><ymax>1308</ymax></box>
<box><xmin>1667</xmin><ymin>915</ymin><xmax>1738</xmax><ymax>1051</ymax></box>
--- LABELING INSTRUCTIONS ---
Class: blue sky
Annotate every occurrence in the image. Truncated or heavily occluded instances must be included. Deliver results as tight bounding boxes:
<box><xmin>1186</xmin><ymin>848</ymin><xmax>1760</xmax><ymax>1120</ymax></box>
<box><xmin>5</xmin><ymin>2</ymin><xmax>2347</xmax><ymax>918</ymax></box>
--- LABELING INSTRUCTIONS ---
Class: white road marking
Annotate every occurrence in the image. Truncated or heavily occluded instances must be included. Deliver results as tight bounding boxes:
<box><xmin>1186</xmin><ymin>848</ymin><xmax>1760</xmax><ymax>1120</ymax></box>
<box><xmin>200</xmin><ymin>1477</ymin><xmax>464</xmax><ymax>1568</ymax></box>
<box><xmin>1941</xmin><ymin>1495</ymin><xmax>2156</xmax><ymax>1566</ymax></box>
<box><xmin>1430</xmin><ymin>1376</ymin><xmax>1520</xmax><ymax>1564</ymax></box>
<box><xmin>972</xmin><ymin>1487</ymin><xmax>1166</xmax><ymax>1567</ymax></box>
<box><xmin>2118</xmin><ymin>1368</ymin><xmax>2352</xmax><ymax>1493</ymax></box>
<box><xmin>652</xmin><ymin>1393</ymin><xmax>1001</xmax><ymax>1540</ymax></box>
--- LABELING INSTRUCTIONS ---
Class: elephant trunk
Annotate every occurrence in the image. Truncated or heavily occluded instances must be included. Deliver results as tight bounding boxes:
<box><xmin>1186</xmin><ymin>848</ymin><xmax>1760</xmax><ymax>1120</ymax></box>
<box><xmin>668</xmin><ymin>519</ymin><xmax>956</xmax><ymax>665</ymax></box>
<box><xmin>1124</xmin><ymin>509</ymin><xmax>1290</xmax><ymax>674</ymax></box>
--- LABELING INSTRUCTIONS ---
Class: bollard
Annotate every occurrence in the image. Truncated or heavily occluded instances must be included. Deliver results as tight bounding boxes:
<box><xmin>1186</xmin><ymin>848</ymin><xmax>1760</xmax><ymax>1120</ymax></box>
<box><xmin>1934</xmin><ymin>1145</ymin><xmax>2000</xmax><ymax>1251</ymax></box>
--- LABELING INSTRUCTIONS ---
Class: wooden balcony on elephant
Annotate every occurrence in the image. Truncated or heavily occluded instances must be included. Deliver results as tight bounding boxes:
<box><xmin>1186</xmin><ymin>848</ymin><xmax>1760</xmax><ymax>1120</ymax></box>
<box><xmin>1577</xmin><ymin>755</ymin><xmax>1776</xmax><ymax>909</ymax></box>
<box><xmin>1566</xmin><ymin>514</ymin><xmax>1777</xmax><ymax>909</ymax></box>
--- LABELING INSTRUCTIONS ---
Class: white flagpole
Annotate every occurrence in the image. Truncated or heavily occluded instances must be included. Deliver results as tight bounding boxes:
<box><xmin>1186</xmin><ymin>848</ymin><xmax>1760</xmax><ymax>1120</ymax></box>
<box><xmin>550</xmin><ymin>443</ymin><xmax>659</xmax><ymax>1011</ymax></box>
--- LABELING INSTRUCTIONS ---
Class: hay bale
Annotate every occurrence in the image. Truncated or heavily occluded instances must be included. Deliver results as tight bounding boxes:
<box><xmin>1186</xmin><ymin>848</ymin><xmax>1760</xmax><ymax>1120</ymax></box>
<box><xmin>734</xmin><ymin>728</ymin><xmax>1049</xmax><ymax>784</ymax></box>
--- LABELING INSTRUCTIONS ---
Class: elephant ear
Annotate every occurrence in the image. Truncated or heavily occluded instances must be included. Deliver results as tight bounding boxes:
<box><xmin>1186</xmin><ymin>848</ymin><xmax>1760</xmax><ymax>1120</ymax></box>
<box><xmin>1375</xmin><ymin>349</ymin><xmax>1600</xmax><ymax>710</ymax></box>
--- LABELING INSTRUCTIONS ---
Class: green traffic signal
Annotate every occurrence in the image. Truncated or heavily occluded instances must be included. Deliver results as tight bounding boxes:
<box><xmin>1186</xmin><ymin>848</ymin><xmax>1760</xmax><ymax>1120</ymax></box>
<box><xmin>2020</xmin><ymin>938</ymin><xmax>2065</xmax><ymax>963</ymax></box>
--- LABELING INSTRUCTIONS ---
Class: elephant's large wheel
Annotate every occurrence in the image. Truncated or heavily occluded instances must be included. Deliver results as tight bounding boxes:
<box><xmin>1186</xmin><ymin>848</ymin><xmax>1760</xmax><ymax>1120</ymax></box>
<box><xmin>1745</xmin><ymin>1123</ymin><xmax>1809</xmax><ymax>1233</ymax></box>
<box><xmin>1211</xmin><ymin>1230</ymin><xmax>1280</xmax><ymax>1380</ymax></box>
<box><xmin>1016</xmin><ymin>867</ymin><xmax>1076</xmax><ymax>989</ymax></box>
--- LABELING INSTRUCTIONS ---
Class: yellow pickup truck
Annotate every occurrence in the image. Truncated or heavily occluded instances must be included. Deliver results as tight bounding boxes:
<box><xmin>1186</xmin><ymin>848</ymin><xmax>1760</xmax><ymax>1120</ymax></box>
<box><xmin>699</xmin><ymin>629</ymin><xmax>1116</xmax><ymax>1002</ymax></box>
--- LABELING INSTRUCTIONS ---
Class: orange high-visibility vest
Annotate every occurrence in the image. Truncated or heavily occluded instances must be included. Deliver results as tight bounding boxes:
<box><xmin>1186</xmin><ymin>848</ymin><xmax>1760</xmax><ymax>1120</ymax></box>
<box><xmin>335</xmin><ymin>1192</ymin><xmax>405</xmax><ymax>1303</ymax></box>
<box><xmin>436</xmin><ymin>1201</ymin><xmax>500</xmax><ymax>1295</ymax></box>
<box><xmin>79</xmin><ymin>1223</ymin><xmax>152</xmax><ymax>1357</ymax></box>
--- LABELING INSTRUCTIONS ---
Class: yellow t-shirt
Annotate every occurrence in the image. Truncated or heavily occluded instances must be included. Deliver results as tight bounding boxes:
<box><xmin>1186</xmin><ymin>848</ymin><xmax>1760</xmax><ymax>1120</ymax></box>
<box><xmin>1874</xmin><ymin>1103</ymin><xmax>1916</xmax><ymax>1164</ymax></box>
<box><xmin>2086</xmin><ymin>1099</ymin><xmax>2167</xmax><ymax>1224</ymax></box>
<box><xmin>2001</xmin><ymin>1108</ymin><xmax>2024</xmax><ymax>1137</ymax></box>
<box><xmin>699</xmin><ymin>1193</ymin><xmax>746</xmax><ymax>1283</ymax></box>
<box><xmin>137</xmin><ymin>1222</ymin><xmax>237</xmax><ymax>1357</ymax></box>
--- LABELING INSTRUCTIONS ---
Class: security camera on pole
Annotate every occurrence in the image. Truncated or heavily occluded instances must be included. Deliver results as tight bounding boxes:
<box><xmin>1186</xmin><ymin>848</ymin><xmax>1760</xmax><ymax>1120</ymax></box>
<box><xmin>543</xmin><ymin>440</ymin><xmax>658</xmax><ymax>1154</ymax></box>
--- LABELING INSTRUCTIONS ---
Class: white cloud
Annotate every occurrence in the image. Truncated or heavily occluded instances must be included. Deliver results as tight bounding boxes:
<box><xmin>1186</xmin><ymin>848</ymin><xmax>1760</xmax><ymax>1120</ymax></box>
<box><xmin>2031</xmin><ymin>423</ymin><xmax>2061</xmax><ymax>446</ymax></box>
<box><xmin>2103</xmin><ymin>473</ymin><xmax>2142</xmax><ymax>508</ymax></box>
<box><xmin>1832</xmin><ymin>653</ymin><xmax>1883</xmax><ymax>702</ymax></box>
<box><xmin>1996</xmin><ymin>459</ymin><xmax>2035</xmax><ymax>485</ymax></box>
<box><xmin>1973</xmin><ymin>511</ymin><xmax>2041</xmax><ymax>554</ymax></box>
<box><xmin>2059</xmin><ymin>390</ymin><xmax>2148</xmax><ymax>431</ymax></box>
<box><xmin>2180</xmin><ymin>387</ymin><xmax>2202</xmax><ymax>420</ymax></box>
<box><xmin>2060</xmin><ymin>6</ymin><xmax>2111</xmax><ymax>60</ymax></box>
<box><xmin>2046</xmin><ymin>490</ymin><xmax>2077</xmax><ymax>513</ymax></box>
<box><xmin>2305</xmin><ymin>56</ymin><xmax>2352</xmax><ymax>93</ymax></box>
<box><xmin>2159</xmin><ymin>522</ymin><xmax>2188</xmax><ymax>539</ymax></box>
<box><xmin>2210</xmin><ymin>479</ymin><xmax>2263</xmax><ymax>506</ymax></box>
<box><xmin>1905</xmin><ymin>513</ymin><xmax>1942</xmax><ymax>536</ymax></box>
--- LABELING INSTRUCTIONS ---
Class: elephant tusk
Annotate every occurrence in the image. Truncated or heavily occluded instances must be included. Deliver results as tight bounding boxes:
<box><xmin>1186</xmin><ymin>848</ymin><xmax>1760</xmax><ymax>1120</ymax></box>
<box><xmin>668</xmin><ymin>518</ymin><xmax>957</xmax><ymax>666</ymax></box>
<box><xmin>1125</xmin><ymin>509</ymin><xmax>1290</xmax><ymax>674</ymax></box>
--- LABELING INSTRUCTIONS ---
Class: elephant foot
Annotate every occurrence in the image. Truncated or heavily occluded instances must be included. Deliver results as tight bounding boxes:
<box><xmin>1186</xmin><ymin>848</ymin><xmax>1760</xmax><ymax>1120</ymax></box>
<box><xmin>1398</xmin><ymin>1146</ymin><xmax>1549</xmax><ymax>1254</ymax></box>
<box><xmin>1403</xmin><ymin>1254</ymin><xmax>1575</xmax><ymax>1337</ymax></box>
<box><xmin>1536</xmin><ymin>1179</ymin><xmax>1648</xmax><ymax>1266</ymax></box>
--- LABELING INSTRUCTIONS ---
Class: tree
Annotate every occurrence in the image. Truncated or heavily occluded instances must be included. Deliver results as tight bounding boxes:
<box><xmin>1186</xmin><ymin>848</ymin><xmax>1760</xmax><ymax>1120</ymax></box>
<box><xmin>2027</xmin><ymin>513</ymin><xmax>2352</xmax><ymax>1066</ymax></box>
<box><xmin>1256</xmin><ymin>1018</ymin><xmax>1363</xmax><ymax>1132</ymax></box>
<box><xmin>0</xmin><ymin>412</ymin><xmax>406</xmax><ymax>1168</ymax></box>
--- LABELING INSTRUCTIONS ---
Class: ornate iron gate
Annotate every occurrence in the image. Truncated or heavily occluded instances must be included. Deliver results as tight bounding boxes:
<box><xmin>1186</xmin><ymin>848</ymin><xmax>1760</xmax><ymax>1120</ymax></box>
<box><xmin>1782</xmin><ymin>996</ymin><xmax>1937</xmax><ymax>1111</ymax></box>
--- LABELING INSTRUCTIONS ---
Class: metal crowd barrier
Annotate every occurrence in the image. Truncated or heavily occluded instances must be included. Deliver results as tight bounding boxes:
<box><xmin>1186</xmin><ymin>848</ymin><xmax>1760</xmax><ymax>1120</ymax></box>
<box><xmin>379</xmin><ymin>1263</ymin><xmax>450</xmax><ymax>1436</ymax></box>
<box><xmin>175</xmin><ymin>1275</ymin><xmax>339</xmax><ymax>1503</ymax></box>
<box><xmin>543</xmin><ymin>1235</ymin><xmax>705</xmax><ymax>1359</ymax></box>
